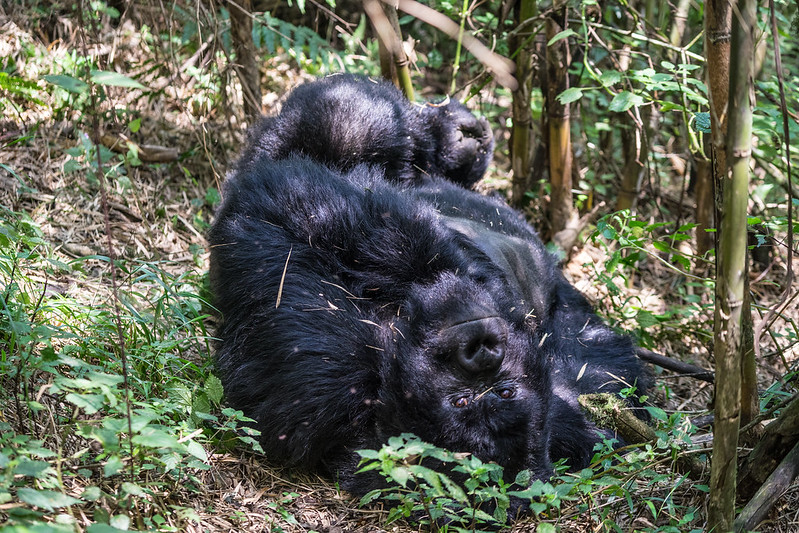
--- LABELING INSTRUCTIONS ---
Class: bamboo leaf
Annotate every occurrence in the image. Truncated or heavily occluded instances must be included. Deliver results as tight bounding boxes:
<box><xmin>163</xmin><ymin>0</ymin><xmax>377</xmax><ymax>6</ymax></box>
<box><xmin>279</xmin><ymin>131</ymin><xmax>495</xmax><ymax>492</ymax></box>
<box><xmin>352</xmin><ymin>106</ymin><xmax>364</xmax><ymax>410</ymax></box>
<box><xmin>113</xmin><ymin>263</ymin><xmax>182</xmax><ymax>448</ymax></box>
<box><xmin>90</xmin><ymin>70</ymin><xmax>147</xmax><ymax>89</ymax></box>
<box><xmin>42</xmin><ymin>74</ymin><xmax>89</xmax><ymax>94</ymax></box>
<box><xmin>547</xmin><ymin>29</ymin><xmax>577</xmax><ymax>46</ymax></box>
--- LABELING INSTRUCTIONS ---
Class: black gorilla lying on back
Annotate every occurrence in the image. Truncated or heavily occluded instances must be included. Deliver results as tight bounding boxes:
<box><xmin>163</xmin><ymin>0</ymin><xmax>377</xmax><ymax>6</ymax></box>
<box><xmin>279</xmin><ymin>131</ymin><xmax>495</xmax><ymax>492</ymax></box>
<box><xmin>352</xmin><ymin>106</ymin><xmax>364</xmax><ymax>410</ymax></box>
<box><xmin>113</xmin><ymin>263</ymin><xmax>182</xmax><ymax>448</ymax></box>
<box><xmin>209</xmin><ymin>74</ymin><xmax>649</xmax><ymax>502</ymax></box>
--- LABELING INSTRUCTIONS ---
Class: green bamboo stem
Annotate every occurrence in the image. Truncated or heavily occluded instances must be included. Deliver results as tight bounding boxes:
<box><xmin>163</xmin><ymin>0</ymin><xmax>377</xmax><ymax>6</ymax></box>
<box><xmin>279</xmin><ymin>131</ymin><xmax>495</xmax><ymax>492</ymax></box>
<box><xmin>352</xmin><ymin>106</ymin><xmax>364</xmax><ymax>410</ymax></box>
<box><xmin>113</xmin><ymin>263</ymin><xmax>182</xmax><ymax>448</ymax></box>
<box><xmin>708</xmin><ymin>0</ymin><xmax>757</xmax><ymax>528</ymax></box>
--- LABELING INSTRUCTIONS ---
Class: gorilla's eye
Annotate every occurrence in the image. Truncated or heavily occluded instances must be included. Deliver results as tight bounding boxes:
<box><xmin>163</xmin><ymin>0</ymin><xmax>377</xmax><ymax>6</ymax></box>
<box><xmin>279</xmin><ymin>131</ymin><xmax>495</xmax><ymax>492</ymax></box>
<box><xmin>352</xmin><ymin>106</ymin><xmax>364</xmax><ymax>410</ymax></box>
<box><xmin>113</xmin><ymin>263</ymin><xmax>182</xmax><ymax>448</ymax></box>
<box><xmin>498</xmin><ymin>388</ymin><xmax>515</xmax><ymax>399</ymax></box>
<box><xmin>452</xmin><ymin>396</ymin><xmax>470</xmax><ymax>408</ymax></box>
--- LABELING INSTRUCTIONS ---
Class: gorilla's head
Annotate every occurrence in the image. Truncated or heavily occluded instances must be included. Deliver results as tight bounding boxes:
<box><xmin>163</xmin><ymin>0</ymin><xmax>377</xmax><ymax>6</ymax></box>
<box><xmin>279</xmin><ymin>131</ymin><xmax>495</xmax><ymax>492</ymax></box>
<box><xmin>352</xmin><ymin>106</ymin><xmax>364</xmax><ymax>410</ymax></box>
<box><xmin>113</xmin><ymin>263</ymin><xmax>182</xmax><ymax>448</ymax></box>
<box><xmin>374</xmin><ymin>273</ymin><xmax>553</xmax><ymax>480</ymax></box>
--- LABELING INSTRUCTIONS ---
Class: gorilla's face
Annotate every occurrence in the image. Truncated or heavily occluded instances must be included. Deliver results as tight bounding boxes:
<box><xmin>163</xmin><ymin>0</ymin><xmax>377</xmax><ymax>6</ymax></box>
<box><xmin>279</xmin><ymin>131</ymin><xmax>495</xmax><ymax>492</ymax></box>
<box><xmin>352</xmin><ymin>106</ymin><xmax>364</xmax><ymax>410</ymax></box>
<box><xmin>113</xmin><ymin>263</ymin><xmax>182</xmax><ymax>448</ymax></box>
<box><xmin>376</xmin><ymin>273</ymin><xmax>553</xmax><ymax>479</ymax></box>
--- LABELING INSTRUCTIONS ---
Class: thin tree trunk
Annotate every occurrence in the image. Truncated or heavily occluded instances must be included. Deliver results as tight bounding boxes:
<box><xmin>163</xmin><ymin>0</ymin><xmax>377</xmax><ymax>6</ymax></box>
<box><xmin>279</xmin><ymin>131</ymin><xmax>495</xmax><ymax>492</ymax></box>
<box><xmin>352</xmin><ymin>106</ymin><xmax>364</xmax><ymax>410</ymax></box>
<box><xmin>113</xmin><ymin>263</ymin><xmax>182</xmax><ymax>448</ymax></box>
<box><xmin>616</xmin><ymin>109</ymin><xmax>654</xmax><ymax>213</ymax></box>
<box><xmin>704</xmin><ymin>0</ymin><xmax>759</xmax><ymax>443</ymax></box>
<box><xmin>702</xmin><ymin>0</ymin><xmax>731</xmax><ymax>258</ymax></box>
<box><xmin>229</xmin><ymin>0</ymin><xmax>262</xmax><ymax>123</ymax></box>
<box><xmin>545</xmin><ymin>8</ymin><xmax>575</xmax><ymax>236</ymax></box>
<box><xmin>510</xmin><ymin>0</ymin><xmax>537</xmax><ymax>206</ymax></box>
<box><xmin>707</xmin><ymin>0</ymin><xmax>757</xmax><ymax>529</ymax></box>
<box><xmin>365</xmin><ymin>0</ymin><xmax>414</xmax><ymax>99</ymax></box>
<box><xmin>694</xmin><ymin>156</ymin><xmax>715</xmax><ymax>257</ymax></box>
<box><xmin>669</xmin><ymin>0</ymin><xmax>692</xmax><ymax>48</ymax></box>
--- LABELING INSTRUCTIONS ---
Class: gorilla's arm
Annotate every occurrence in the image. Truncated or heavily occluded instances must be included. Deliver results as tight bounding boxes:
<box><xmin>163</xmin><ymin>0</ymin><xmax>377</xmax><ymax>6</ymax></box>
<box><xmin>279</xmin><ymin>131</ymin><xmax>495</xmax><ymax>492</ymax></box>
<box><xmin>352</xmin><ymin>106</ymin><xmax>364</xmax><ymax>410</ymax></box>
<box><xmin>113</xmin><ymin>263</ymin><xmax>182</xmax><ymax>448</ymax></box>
<box><xmin>236</xmin><ymin>74</ymin><xmax>493</xmax><ymax>187</ymax></box>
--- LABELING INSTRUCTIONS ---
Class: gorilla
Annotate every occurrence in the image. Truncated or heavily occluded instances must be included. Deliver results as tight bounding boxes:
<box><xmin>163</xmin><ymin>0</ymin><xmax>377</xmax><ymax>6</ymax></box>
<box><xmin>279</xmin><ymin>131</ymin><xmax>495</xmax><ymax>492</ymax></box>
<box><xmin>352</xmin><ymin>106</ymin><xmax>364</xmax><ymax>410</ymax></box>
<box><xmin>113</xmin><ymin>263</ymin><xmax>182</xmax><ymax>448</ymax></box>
<box><xmin>208</xmin><ymin>74</ymin><xmax>649</xmax><ymax>505</ymax></box>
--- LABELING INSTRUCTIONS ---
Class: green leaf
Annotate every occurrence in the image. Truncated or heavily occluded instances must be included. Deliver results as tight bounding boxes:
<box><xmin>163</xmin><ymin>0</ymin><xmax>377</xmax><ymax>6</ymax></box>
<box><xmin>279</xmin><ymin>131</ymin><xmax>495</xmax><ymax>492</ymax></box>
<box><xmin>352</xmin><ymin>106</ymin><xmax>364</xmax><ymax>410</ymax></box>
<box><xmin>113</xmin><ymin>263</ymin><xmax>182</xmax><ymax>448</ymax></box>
<box><xmin>356</xmin><ymin>449</ymin><xmax>380</xmax><ymax>460</ymax></box>
<box><xmin>132</xmin><ymin>427</ymin><xmax>180</xmax><ymax>449</ymax></box>
<box><xmin>121</xmin><ymin>482</ymin><xmax>146</xmax><ymax>496</ymax></box>
<box><xmin>104</xmin><ymin>455</ymin><xmax>124</xmax><ymax>477</ymax></box>
<box><xmin>547</xmin><ymin>29</ymin><xmax>577</xmax><ymax>46</ymax></box>
<box><xmin>389</xmin><ymin>465</ymin><xmax>411</xmax><ymax>487</ymax></box>
<box><xmin>65</xmin><ymin>392</ymin><xmax>106</xmax><ymax>414</ymax></box>
<box><xmin>535</xmin><ymin>522</ymin><xmax>557</xmax><ymax>533</ymax></box>
<box><xmin>87</xmin><ymin>524</ymin><xmax>130</xmax><ymax>533</ymax></box>
<box><xmin>557</xmin><ymin>87</ymin><xmax>583</xmax><ymax>104</ymax></box>
<box><xmin>90</xmin><ymin>70</ymin><xmax>147</xmax><ymax>90</ymax></box>
<box><xmin>110</xmin><ymin>514</ymin><xmax>131</xmax><ymax>530</ymax></box>
<box><xmin>186</xmin><ymin>439</ymin><xmax>208</xmax><ymax>462</ymax></box>
<box><xmin>81</xmin><ymin>486</ymin><xmax>102</xmax><ymax>501</ymax></box>
<box><xmin>13</xmin><ymin>458</ymin><xmax>54</xmax><ymax>477</ymax></box>
<box><xmin>410</xmin><ymin>465</ymin><xmax>444</xmax><ymax>495</ymax></box>
<box><xmin>204</xmin><ymin>373</ymin><xmax>224</xmax><ymax>405</ymax></box>
<box><xmin>17</xmin><ymin>488</ymin><xmax>82</xmax><ymax>511</ymax></box>
<box><xmin>608</xmin><ymin>91</ymin><xmax>643</xmax><ymax>112</ymax></box>
<box><xmin>652</xmin><ymin>241</ymin><xmax>670</xmax><ymax>253</ymax></box>
<box><xmin>599</xmin><ymin>70</ymin><xmax>622</xmax><ymax>87</ymax></box>
<box><xmin>439</xmin><ymin>473</ymin><xmax>468</xmax><ymax>503</ymax></box>
<box><xmin>43</xmin><ymin>74</ymin><xmax>89</xmax><ymax>94</ymax></box>
<box><xmin>128</xmin><ymin>118</ymin><xmax>141</xmax><ymax>133</ymax></box>
<box><xmin>635</xmin><ymin>310</ymin><xmax>659</xmax><ymax>328</ymax></box>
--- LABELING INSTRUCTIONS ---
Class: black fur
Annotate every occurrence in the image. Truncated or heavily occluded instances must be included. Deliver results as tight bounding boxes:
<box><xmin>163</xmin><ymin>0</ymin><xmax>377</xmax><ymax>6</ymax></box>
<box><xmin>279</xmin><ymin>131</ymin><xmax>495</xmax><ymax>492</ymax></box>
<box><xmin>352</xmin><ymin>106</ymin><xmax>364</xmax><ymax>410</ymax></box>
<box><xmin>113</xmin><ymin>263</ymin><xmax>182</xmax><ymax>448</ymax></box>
<box><xmin>236</xmin><ymin>73</ymin><xmax>494</xmax><ymax>188</ymax></box>
<box><xmin>208</xmin><ymin>75</ymin><xmax>649</xmax><ymax>503</ymax></box>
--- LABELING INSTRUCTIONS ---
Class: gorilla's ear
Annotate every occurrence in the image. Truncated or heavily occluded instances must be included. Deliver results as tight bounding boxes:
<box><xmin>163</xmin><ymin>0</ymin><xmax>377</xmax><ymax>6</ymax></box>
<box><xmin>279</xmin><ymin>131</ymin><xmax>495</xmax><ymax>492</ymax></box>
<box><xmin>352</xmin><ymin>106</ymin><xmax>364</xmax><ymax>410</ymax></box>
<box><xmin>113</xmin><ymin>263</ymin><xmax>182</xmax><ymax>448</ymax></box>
<box><xmin>443</xmin><ymin>217</ymin><xmax>554</xmax><ymax>321</ymax></box>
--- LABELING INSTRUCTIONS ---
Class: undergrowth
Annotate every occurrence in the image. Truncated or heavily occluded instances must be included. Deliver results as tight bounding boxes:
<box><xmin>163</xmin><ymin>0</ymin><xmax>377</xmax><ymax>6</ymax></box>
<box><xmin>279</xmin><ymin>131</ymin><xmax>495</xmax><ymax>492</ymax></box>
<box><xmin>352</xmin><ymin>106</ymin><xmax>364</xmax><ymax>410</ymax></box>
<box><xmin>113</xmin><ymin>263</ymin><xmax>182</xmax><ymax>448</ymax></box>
<box><xmin>356</xmin><ymin>411</ymin><xmax>708</xmax><ymax>533</ymax></box>
<box><xmin>0</xmin><ymin>206</ymin><xmax>258</xmax><ymax>531</ymax></box>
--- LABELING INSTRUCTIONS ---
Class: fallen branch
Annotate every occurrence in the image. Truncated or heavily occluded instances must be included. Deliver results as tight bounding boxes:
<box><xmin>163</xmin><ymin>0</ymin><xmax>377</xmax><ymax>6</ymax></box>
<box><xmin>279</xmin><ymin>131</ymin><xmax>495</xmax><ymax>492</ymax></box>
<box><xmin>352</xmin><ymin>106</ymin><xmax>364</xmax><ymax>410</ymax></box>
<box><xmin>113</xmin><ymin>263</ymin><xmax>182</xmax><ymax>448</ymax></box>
<box><xmin>99</xmin><ymin>133</ymin><xmax>179</xmax><ymax>163</ymax></box>
<box><xmin>579</xmin><ymin>393</ymin><xmax>706</xmax><ymax>479</ymax></box>
<box><xmin>390</xmin><ymin>0</ymin><xmax>517</xmax><ymax>90</ymax></box>
<box><xmin>734</xmin><ymin>440</ymin><xmax>799</xmax><ymax>533</ymax></box>
<box><xmin>737</xmin><ymin>392</ymin><xmax>799</xmax><ymax>500</ymax></box>
<box><xmin>552</xmin><ymin>201</ymin><xmax>606</xmax><ymax>259</ymax></box>
<box><xmin>635</xmin><ymin>347</ymin><xmax>715</xmax><ymax>383</ymax></box>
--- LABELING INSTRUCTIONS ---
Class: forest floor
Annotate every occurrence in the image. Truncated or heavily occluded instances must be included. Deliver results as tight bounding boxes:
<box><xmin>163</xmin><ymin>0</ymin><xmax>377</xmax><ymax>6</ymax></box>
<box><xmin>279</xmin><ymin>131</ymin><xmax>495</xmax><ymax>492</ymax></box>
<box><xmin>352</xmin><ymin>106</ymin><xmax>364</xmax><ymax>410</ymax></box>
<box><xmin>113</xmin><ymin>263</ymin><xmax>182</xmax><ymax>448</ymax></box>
<box><xmin>2</xmin><ymin>6</ymin><xmax>799</xmax><ymax>532</ymax></box>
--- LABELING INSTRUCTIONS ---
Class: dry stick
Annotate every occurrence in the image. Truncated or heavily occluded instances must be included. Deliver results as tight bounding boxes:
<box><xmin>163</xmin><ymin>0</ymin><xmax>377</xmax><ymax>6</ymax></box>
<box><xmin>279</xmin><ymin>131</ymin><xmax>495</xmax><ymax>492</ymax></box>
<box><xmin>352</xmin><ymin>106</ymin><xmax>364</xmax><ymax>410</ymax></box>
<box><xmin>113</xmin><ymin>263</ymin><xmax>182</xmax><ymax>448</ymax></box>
<box><xmin>579</xmin><ymin>393</ymin><xmax>706</xmax><ymax>480</ymax></box>
<box><xmin>734</xmin><ymin>440</ymin><xmax>799</xmax><ymax>533</ymax></box>
<box><xmin>389</xmin><ymin>0</ymin><xmax>518</xmax><ymax>90</ymax></box>
<box><xmin>76</xmin><ymin>1</ymin><xmax>136</xmax><ymax>480</ymax></box>
<box><xmin>635</xmin><ymin>347</ymin><xmax>715</xmax><ymax>382</ymax></box>
<box><xmin>740</xmin><ymin>391</ymin><xmax>798</xmax><ymax>435</ymax></box>
<box><xmin>99</xmin><ymin>134</ymin><xmax>179</xmax><ymax>163</ymax></box>
<box><xmin>363</xmin><ymin>0</ymin><xmax>414</xmax><ymax>99</ymax></box>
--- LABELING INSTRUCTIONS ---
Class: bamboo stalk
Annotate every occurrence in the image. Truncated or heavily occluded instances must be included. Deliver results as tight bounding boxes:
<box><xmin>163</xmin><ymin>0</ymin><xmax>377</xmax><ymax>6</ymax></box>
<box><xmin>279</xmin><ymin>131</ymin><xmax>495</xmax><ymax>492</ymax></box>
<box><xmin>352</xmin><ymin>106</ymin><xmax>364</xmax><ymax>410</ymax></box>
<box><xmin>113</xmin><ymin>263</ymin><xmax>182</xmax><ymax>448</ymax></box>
<box><xmin>707</xmin><ymin>0</ymin><xmax>757</xmax><ymax>528</ymax></box>
<box><xmin>545</xmin><ymin>10</ymin><xmax>575</xmax><ymax>235</ymax></box>
<box><xmin>510</xmin><ymin>0</ymin><xmax>537</xmax><ymax>206</ymax></box>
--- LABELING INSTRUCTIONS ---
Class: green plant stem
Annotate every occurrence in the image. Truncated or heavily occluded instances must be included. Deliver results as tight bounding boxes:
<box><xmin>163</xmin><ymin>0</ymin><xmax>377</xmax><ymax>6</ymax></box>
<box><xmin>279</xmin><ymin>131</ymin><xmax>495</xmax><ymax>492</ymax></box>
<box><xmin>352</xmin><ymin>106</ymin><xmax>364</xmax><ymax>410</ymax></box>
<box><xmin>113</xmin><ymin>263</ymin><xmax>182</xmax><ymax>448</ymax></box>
<box><xmin>583</xmin><ymin>20</ymin><xmax>705</xmax><ymax>62</ymax></box>
<box><xmin>75</xmin><ymin>0</ymin><xmax>136</xmax><ymax>482</ymax></box>
<box><xmin>449</xmin><ymin>0</ymin><xmax>470</xmax><ymax>95</ymax></box>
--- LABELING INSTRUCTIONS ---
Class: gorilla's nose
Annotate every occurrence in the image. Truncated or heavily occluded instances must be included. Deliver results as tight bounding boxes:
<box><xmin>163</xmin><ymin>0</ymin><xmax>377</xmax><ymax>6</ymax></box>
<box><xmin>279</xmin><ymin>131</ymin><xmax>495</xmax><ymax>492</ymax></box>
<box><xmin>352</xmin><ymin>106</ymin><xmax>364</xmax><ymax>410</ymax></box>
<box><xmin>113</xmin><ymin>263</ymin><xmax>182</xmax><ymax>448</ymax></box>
<box><xmin>445</xmin><ymin>317</ymin><xmax>507</xmax><ymax>374</ymax></box>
